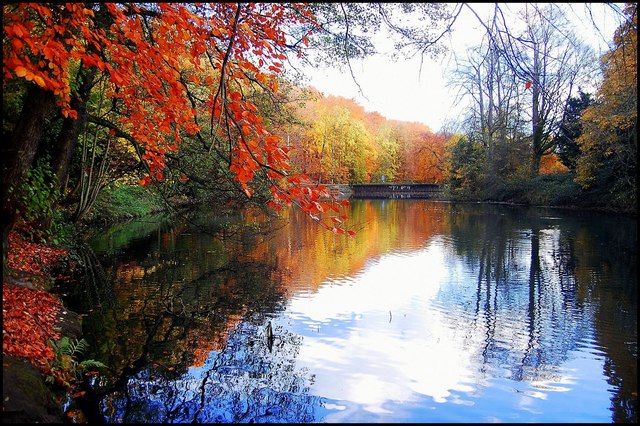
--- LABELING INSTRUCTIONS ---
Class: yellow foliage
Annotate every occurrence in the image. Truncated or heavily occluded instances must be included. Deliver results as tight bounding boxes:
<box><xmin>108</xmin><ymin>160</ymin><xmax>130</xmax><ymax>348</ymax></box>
<box><xmin>575</xmin><ymin>3</ymin><xmax>637</xmax><ymax>191</ymax></box>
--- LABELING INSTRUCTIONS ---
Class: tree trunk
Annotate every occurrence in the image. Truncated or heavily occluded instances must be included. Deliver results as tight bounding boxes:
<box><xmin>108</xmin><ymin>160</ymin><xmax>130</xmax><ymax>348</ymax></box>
<box><xmin>51</xmin><ymin>72</ymin><xmax>93</xmax><ymax>196</ymax></box>
<box><xmin>2</xmin><ymin>85</ymin><xmax>55</xmax><ymax>276</ymax></box>
<box><xmin>52</xmin><ymin>99</ymin><xmax>85</xmax><ymax>195</ymax></box>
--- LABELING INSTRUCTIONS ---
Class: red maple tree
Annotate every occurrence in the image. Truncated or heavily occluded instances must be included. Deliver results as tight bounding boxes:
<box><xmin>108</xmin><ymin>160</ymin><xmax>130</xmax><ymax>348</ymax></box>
<box><xmin>3</xmin><ymin>3</ymin><xmax>351</xmax><ymax>234</ymax></box>
<box><xmin>2</xmin><ymin>2</ymin><xmax>354</xmax><ymax>380</ymax></box>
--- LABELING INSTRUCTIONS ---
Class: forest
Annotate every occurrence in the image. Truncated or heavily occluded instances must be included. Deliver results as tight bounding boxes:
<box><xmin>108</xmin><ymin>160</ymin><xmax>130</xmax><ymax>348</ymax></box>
<box><xmin>1</xmin><ymin>3</ymin><xmax>637</xmax><ymax>420</ymax></box>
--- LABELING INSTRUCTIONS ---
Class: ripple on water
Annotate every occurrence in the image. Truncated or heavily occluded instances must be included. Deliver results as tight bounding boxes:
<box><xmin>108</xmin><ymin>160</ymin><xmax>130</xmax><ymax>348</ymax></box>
<box><xmin>575</xmin><ymin>336</ymin><xmax>607</xmax><ymax>356</ymax></box>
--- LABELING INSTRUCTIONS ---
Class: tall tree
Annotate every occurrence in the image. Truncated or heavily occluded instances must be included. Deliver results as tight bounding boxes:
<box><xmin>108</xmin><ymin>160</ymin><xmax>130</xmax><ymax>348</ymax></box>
<box><xmin>2</xmin><ymin>2</ymin><xmax>358</xmax><ymax>273</ymax></box>
<box><xmin>444</xmin><ymin>134</ymin><xmax>484</xmax><ymax>197</ymax></box>
<box><xmin>305</xmin><ymin>100</ymin><xmax>372</xmax><ymax>184</ymax></box>
<box><xmin>370</xmin><ymin>123</ymin><xmax>400</xmax><ymax>183</ymax></box>
<box><xmin>451</xmin><ymin>24</ymin><xmax>527</xmax><ymax>179</ymax></box>
<box><xmin>575</xmin><ymin>3</ymin><xmax>637</xmax><ymax>209</ymax></box>
<box><xmin>408</xmin><ymin>130</ymin><xmax>447</xmax><ymax>183</ymax></box>
<box><xmin>502</xmin><ymin>4</ymin><xmax>595</xmax><ymax>176</ymax></box>
<box><xmin>460</xmin><ymin>4</ymin><xmax>597</xmax><ymax>177</ymax></box>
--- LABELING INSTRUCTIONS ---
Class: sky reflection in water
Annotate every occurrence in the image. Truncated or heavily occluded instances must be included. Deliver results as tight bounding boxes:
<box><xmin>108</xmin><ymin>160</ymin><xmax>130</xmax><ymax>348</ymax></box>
<box><xmin>277</xmin><ymin>236</ymin><xmax>613</xmax><ymax>423</ymax></box>
<box><xmin>86</xmin><ymin>200</ymin><xmax>636</xmax><ymax>423</ymax></box>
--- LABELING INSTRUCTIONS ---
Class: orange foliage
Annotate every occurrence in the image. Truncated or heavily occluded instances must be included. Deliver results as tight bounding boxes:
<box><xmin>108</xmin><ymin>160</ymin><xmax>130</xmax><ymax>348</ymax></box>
<box><xmin>3</xmin><ymin>230</ymin><xmax>68</xmax><ymax>373</ymax></box>
<box><xmin>2</xmin><ymin>285</ymin><xmax>62</xmax><ymax>372</ymax></box>
<box><xmin>287</xmin><ymin>92</ymin><xmax>446</xmax><ymax>184</ymax></box>
<box><xmin>3</xmin><ymin>3</ymin><xmax>352</xmax><ymax>233</ymax></box>
<box><xmin>400</xmin><ymin>122</ymin><xmax>445</xmax><ymax>183</ymax></box>
<box><xmin>324</xmin><ymin>95</ymin><xmax>368</xmax><ymax>121</ymax></box>
<box><xmin>539</xmin><ymin>153</ymin><xmax>569</xmax><ymax>175</ymax></box>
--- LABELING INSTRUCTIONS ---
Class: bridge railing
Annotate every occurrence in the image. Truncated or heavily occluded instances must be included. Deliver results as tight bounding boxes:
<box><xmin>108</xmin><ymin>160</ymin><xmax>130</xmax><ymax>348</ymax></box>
<box><xmin>350</xmin><ymin>183</ymin><xmax>442</xmax><ymax>199</ymax></box>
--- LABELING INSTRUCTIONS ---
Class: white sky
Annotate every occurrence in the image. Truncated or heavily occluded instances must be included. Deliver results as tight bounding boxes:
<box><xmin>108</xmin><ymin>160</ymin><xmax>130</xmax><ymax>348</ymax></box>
<box><xmin>292</xmin><ymin>3</ymin><xmax>624</xmax><ymax>132</ymax></box>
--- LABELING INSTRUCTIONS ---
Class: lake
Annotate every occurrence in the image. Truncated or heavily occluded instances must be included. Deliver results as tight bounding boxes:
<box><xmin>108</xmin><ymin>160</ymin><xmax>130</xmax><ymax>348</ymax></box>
<box><xmin>63</xmin><ymin>199</ymin><xmax>637</xmax><ymax>423</ymax></box>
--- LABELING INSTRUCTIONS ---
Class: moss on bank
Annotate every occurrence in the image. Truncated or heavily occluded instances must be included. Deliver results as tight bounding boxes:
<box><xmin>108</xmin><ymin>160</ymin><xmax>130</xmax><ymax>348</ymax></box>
<box><xmin>2</xmin><ymin>356</ymin><xmax>64</xmax><ymax>423</ymax></box>
<box><xmin>81</xmin><ymin>183</ymin><xmax>168</xmax><ymax>224</ymax></box>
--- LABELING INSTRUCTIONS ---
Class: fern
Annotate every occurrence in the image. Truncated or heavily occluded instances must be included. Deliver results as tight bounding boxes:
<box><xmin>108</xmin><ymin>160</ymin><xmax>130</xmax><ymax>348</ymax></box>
<box><xmin>46</xmin><ymin>336</ymin><xmax>106</xmax><ymax>389</ymax></box>
<box><xmin>55</xmin><ymin>337</ymin><xmax>90</xmax><ymax>357</ymax></box>
<box><xmin>71</xmin><ymin>338</ymin><xmax>89</xmax><ymax>356</ymax></box>
<box><xmin>79</xmin><ymin>359</ymin><xmax>108</xmax><ymax>369</ymax></box>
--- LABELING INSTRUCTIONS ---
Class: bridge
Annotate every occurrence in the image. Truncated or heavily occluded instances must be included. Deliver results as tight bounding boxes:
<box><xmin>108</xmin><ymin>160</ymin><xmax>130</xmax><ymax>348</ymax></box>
<box><xmin>349</xmin><ymin>183</ymin><xmax>442</xmax><ymax>199</ymax></box>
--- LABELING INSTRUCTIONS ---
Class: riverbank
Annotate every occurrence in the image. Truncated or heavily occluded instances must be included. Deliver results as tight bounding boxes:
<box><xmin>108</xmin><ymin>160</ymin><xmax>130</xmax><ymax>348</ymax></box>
<box><xmin>2</xmin><ymin>230</ymin><xmax>85</xmax><ymax>423</ymax></box>
<box><xmin>2</xmin><ymin>305</ymin><xmax>83</xmax><ymax>423</ymax></box>
<box><xmin>440</xmin><ymin>172</ymin><xmax>637</xmax><ymax>217</ymax></box>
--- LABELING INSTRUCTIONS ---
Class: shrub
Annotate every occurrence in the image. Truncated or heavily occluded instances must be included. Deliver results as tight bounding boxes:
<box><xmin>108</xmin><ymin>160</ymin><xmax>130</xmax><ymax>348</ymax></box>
<box><xmin>524</xmin><ymin>173</ymin><xmax>585</xmax><ymax>207</ymax></box>
<box><xmin>12</xmin><ymin>157</ymin><xmax>71</xmax><ymax>245</ymax></box>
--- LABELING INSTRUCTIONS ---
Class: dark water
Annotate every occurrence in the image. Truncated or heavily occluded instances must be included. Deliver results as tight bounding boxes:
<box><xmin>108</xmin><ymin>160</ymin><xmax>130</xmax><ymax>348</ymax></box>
<box><xmin>64</xmin><ymin>200</ymin><xmax>637</xmax><ymax>423</ymax></box>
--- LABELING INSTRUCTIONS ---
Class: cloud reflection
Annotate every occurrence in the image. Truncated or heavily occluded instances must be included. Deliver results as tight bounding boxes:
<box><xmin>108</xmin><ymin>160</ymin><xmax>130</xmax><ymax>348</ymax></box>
<box><xmin>283</xmin><ymin>238</ymin><xmax>478</xmax><ymax>418</ymax></box>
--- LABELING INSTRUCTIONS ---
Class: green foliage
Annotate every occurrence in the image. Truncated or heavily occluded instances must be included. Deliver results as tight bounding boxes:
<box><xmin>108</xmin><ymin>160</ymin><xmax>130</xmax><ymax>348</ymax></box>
<box><xmin>13</xmin><ymin>157</ymin><xmax>71</xmax><ymax>244</ymax></box>
<box><xmin>16</xmin><ymin>158</ymin><xmax>55</xmax><ymax>224</ymax></box>
<box><xmin>2</xmin><ymin>78</ymin><xmax>28</xmax><ymax>137</ymax></box>
<box><xmin>443</xmin><ymin>130</ymin><xmax>598</xmax><ymax>208</ymax></box>
<box><xmin>55</xmin><ymin>336</ymin><xmax>90</xmax><ymax>357</ymax></box>
<box><xmin>555</xmin><ymin>91</ymin><xmax>592</xmax><ymax>170</ymax></box>
<box><xmin>45</xmin><ymin>336</ymin><xmax>107</xmax><ymax>389</ymax></box>
<box><xmin>480</xmin><ymin>176</ymin><xmax>527</xmax><ymax>204</ymax></box>
<box><xmin>444</xmin><ymin>136</ymin><xmax>484</xmax><ymax>198</ymax></box>
<box><xmin>525</xmin><ymin>173</ymin><xmax>585</xmax><ymax>206</ymax></box>
<box><xmin>88</xmin><ymin>183</ymin><xmax>165</xmax><ymax>223</ymax></box>
<box><xmin>162</xmin><ymin>132</ymin><xmax>266</xmax><ymax>206</ymax></box>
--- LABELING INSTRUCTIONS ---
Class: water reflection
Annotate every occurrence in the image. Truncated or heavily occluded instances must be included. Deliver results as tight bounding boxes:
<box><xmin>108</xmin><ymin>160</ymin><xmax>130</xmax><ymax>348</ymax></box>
<box><xmin>74</xmin><ymin>200</ymin><xmax>636</xmax><ymax>423</ymax></box>
<box><xmin>100</xmin><ymin>319</ymin><xmax>320</xmax><ymax>423</ymax></box>
<box><xmin>282</xmin><ymin>244</ymin><xmax>477</xmax><ymax>422</ymax></box>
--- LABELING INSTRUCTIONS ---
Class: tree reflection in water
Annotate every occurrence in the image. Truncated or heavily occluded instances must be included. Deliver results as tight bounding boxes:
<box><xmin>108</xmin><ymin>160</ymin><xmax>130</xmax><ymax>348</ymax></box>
<box><xmin>101</xmin><ymin>319</ymin><xmax>320</xmax><ymax>423</ymax></box>
<box><xmin>69</xmin><ymin>210</ymin><xmax>324</xmax><ymax>423</ymax></box>
<box><xmin>440</xmin><ymin>203</ymin><xmax>636</xmax><ymax>422</ymax></box>
<box><xmin>72</xmin><ymin>201</ymin><xmax>636</xmax><ymax>423</ymax></box>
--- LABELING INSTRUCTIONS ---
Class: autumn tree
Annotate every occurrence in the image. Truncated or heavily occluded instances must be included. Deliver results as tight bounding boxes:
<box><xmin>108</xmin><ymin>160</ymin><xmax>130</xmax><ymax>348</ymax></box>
<box><xmin>406</xmin><ymin>130</ymin><xmax>447</xmax><ymax>183</ymax></box>
<box><xmin>575</xmin><ymin>2</ymin><xmax>637</xmax><ymax>210</ymax></box>
<box><xmin>495</xmin><ymin>4</ymin><xmax>595</xmax><ymax>176</ymax></box>
<box><xmin>370</xmin><ymin>123</ymin><xmax>400</xmax><ymax>183</ymax></box>
<box><xmin>538</xmin><ymin>153</ymin><xmax>569</xmax><ymax>175</ymax></box>
<box><xmin>284</xmin><ymin>89</ymin><xmax>325</xmax><ymax>183</ymax></box>
<box><xmin>390</xmin><ymin>121</ymin><xmax>444</xmax><ymax>183</ymax></box>
<box><xmin>304</xmin><ymin>100</ymin><xmax>373</xmax><ymax>184</ymax></box>
<box><xmin>3</xmin><ymin>2</ymin><xmax>361</xmax><ymax>272</ymax></box>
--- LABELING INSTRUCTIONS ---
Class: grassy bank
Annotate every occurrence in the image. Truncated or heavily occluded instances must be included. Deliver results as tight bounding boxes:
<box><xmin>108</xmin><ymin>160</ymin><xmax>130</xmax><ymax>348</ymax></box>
<box><xmin>80</xmin><ymin>183</ymin><xmax>168</xmax><ymax>224</ymax></box>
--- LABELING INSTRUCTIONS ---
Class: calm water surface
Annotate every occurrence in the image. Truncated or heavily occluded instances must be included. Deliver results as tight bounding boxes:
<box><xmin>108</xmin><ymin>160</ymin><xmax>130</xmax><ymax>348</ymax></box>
<box><xmin>65</xmin><ymin>200</ymin><xmax>637</xmax><ymax>423</ymax></box>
